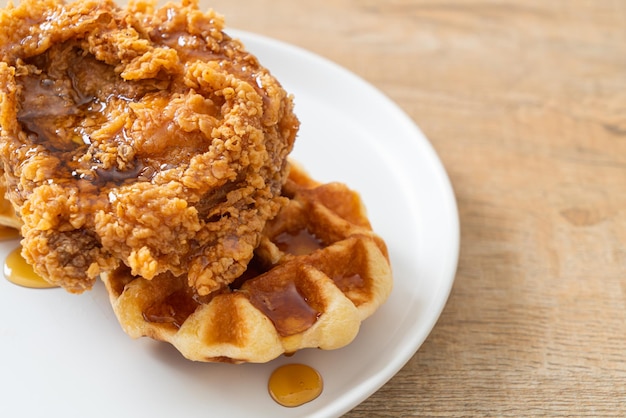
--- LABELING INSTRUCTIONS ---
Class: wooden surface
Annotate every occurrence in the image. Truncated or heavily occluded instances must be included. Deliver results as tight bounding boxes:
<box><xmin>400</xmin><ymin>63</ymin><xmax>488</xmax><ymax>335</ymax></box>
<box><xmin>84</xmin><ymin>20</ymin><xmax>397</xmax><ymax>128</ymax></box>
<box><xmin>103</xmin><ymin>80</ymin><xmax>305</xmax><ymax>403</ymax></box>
<box><xmin>0</xmin><ymin>0</ymin><xmax>623</xmax><ymax>415</ymax></box>
<box><xmin>205</xmin><ymin>0</ymin><xmax>626</xmax><ymax>416</ymax></box>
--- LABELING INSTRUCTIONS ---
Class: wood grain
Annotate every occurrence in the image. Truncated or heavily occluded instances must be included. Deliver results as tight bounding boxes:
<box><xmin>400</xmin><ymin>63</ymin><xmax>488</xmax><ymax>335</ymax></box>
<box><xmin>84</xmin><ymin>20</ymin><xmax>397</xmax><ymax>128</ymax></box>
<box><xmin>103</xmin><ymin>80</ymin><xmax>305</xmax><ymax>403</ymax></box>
<box><xmin>205</xmin><ymin>0</ymin><xmax>626</xmax><ymax>415</ymax></box>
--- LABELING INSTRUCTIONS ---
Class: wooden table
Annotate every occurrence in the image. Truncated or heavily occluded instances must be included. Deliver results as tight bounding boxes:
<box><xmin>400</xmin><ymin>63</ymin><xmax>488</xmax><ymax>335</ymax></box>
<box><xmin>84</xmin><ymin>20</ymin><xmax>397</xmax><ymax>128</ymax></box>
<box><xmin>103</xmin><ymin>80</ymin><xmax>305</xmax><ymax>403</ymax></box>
<box><xmin>207</xmin><ymin>0</ymin><xmax>626</xmax><ymax>415</ymax></box>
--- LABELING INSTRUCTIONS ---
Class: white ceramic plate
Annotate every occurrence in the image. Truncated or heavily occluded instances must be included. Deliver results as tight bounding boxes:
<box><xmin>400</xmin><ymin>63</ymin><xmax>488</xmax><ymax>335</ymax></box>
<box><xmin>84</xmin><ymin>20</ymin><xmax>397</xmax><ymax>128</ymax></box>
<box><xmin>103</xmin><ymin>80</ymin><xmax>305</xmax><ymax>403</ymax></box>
<box><xmin>0</xmin><ymin>31</ymin><xmax>459</xmax><ymax>418</ymax></box>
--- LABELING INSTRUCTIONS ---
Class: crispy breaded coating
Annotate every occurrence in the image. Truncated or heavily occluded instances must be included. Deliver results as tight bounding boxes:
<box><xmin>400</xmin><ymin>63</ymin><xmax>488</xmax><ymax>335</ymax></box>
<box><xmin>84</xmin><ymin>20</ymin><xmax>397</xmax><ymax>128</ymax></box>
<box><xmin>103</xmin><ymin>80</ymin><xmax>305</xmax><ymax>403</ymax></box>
<box><xmin>101</xmin><ymin>163</ymin><xmax>393</xmax><ymax>363</ymax></box>
<box><xmin>0</xmin><ymin>0</ymin><xmax>299</xmax><ymax>295</ymax></box>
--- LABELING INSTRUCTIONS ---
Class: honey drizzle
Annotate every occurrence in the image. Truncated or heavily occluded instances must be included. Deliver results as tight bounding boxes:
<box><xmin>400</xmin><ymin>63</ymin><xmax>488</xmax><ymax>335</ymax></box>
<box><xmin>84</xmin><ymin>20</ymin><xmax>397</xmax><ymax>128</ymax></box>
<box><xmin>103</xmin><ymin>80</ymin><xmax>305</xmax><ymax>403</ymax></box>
<box><xmin>332</xmin><ymin>272</ymin><xmax>365</xmax><ymax>292</ymax></box>
<box><xmin>247</xmin><ymin>281</ymin><xmax>319</xmax><ymax>337</ymax></box>
<box><xmin>143</xmin><ymin>288</ymin><xmax>201</xmax><ymax>329</ymax></box>
<box><xmin>273</xmin><ymin>228</ymin><xmax>324</xmax><ymax>256</ymax></box>
<box><xmin>4</xmin><ymin>246</ymin><xmax>57</xmax><ymax>289</ymax></box>
<box><xmin>268</xmin><ymin>363</ymin><xmax>323</xmax><ymax>407</ymax></box>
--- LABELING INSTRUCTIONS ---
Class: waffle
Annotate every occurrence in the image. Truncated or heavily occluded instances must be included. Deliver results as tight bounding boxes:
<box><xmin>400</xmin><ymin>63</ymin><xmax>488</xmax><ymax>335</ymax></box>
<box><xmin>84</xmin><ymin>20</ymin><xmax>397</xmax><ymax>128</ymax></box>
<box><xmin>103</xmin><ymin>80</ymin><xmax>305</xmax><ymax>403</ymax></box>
<box><xmin>100</xmin><ymin>163</ymin><xmax>393</xmax><ymax>363</ymax></box>
<box><xmin>0</xmin><ymin>0</ymin><xmax>392</xmax><ymax>364</ymax></box>
<box><xmin>0</xmin><ymin>175</ymin><xmax>20</xmax><ymax>230</ymax></box>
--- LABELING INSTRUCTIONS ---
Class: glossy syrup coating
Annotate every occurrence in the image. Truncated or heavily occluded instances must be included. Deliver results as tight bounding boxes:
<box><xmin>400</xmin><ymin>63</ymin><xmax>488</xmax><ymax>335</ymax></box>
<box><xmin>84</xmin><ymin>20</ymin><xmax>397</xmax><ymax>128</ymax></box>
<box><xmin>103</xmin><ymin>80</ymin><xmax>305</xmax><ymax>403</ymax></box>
<box><xmin>268</xmin><ymin>363</ymin><xmax>323</xmax><ymax>407</ymax></box>
<box><xmin>4</xmin><ymin>246</ymin><xmax>57</xmax><ymax>289</ymax></box>
<box><xmin>101</xmin><ymin>163</ymin><xmax>393</xmax><ymax>363</ymax></box>
<box><xmin>0</xmin><ymin>0</ymin><xmax>299</xmax><ymax>295</ymax></box>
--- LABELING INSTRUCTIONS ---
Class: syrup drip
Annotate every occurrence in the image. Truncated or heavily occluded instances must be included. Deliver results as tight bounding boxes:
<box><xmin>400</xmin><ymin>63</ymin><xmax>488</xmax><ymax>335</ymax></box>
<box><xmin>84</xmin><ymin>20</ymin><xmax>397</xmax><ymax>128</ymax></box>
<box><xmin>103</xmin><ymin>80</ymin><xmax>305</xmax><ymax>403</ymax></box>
<box><xmin>247</xmin><ymin>281</ymin><xmax>320</xmax><ymax>337</ymax></box>
<box><xmin>268</xmin><ymin>363</ymin><xmax>323</xmax><ymax>407</ymax></box>
<box><xmin>142</xmin><ymin>289</ymin><xmax>200</xmax><ymax>329</ymax></box>
<box><xmin>0</xmin><ymin>226</ymin><xmax>20</xmax><ymax>241</ymax></box>
<box><xmin>332</xmin><ymin>272</ymin><xmax>365</xmax><ymax>292</ymax></box>
<box><xmin>273</xmin><ymin>228</ymin><xmax>324</xmax><ymax>256</ymax></box>
<box><xmin>4</xmin><ymin>246</ymin><xmax>57</xmax><ymax>288</ymax></box>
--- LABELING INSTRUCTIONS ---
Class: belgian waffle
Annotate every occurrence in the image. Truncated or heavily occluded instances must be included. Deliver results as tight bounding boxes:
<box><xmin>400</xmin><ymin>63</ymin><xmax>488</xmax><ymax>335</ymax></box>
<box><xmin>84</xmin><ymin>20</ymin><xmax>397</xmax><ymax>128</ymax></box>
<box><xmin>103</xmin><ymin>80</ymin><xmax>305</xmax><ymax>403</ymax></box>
<box><xmin>100</xmin><ymin>163</ymin><xmax>392</xmax><ymax>363</ymax></box>
<box><xmin>0</xmin><ymin>176</ymin><xmax>20</xmax><ymax>230</ymax></box>
<box><xmin>0</xmin><ymin>0</ymin><xmax>393</xmax><ymax>365</ymax></box>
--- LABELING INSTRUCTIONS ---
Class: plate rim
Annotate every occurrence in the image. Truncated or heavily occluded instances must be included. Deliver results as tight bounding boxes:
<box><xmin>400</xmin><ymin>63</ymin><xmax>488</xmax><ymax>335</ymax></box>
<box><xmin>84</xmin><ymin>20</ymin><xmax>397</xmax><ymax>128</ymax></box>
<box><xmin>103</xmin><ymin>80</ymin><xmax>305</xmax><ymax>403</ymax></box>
<box><xmin>230</xmin><ymin>29</ymin><xmax>461</xmax><ymax>416</ymax></box>
<box><xmin>0</xmin><ymin>29</ymin><xmax>460</xmax><ymax>418</ymax></box>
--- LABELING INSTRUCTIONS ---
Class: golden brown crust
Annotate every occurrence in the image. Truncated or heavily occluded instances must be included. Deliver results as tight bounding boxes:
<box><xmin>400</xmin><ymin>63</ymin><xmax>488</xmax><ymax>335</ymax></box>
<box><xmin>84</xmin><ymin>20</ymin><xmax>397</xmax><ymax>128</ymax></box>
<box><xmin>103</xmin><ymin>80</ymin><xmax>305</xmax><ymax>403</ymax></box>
<box><xmin>0</xmin><ymin>0</ymin><xmax>298</xmax><ymax>294</ymax></box>
<box><xmin>101</xmin><ymin>163</ymin><xmax>393</xmax><ymax>363</ymax></box>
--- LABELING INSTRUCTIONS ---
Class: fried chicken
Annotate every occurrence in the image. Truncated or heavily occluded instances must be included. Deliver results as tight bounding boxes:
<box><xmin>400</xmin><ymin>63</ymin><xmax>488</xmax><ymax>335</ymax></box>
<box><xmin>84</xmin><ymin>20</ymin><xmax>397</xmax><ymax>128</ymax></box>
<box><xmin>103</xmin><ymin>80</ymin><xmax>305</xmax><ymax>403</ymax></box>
<box><xmin>101</xmin><ymin>163</ymin><xmax>393</xmax><ymax>363</ymax></box>
<box><xmin>0</xmin><ymin>0</ymin><xmax>299</xmax><ymax>295</ymax></box>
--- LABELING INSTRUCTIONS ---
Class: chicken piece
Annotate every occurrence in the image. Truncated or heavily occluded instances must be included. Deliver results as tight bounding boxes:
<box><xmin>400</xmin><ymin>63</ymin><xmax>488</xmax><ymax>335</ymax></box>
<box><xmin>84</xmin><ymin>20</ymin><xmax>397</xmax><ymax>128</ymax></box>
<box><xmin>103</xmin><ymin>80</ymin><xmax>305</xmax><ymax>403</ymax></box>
<box><xmin>101</xmin><ymin>163</ymin><xmax>393</xmax><ymax>363</ymax></box>
<box><xmin>0</xmin><ymin>0</ymin><xmax>299</xmax><ymax>295</ymax></box>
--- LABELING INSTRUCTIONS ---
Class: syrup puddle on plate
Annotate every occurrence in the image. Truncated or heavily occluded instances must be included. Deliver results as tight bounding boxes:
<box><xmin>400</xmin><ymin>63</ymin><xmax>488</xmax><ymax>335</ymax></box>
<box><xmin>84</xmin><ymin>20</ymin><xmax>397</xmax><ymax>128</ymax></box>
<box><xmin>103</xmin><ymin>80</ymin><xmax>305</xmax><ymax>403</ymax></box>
<box><xmin>268</xmin><ymin>363</ymin><xmax>323</xmax><ymax>407</ymax></box>
<box><xmin>4</xmin><ymin>245</ymin><xmax>57</xmax><ymax>289</ymax></box>
<box><xmin>3</xmin><ymin>229</ymin><xmax>321</xmax><ymax>406</ymax></box>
